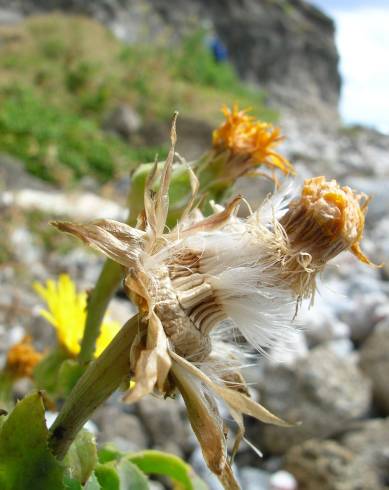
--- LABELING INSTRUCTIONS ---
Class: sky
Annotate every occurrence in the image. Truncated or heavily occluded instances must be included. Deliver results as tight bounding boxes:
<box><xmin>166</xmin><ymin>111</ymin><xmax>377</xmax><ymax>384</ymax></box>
<box><xmin>311</xmin><ymin>0</ymin><xmax>389</xmax><ymax>133</ymax></box>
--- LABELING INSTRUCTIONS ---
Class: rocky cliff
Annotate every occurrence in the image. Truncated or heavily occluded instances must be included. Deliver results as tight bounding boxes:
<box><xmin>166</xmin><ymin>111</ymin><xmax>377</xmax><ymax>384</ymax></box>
<box><xmin>0</xmin><ymin>0</ymin><xmax>340</xmax><ymax>116</ymax></box>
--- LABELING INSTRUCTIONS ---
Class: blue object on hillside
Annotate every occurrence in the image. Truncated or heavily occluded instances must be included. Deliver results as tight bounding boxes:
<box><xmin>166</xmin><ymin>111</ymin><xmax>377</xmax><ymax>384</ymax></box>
<box><xmin>210</xmin><ymin>37</ymin><xmax>228</xmax><ymax>62</ymax></box>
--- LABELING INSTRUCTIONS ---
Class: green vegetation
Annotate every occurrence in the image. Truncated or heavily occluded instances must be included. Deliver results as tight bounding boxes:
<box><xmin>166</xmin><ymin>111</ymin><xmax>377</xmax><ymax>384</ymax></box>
<box><xmin>0</xmin><ymin>14</ymin><xmax>275</xmax><ymax>185</ymax></box>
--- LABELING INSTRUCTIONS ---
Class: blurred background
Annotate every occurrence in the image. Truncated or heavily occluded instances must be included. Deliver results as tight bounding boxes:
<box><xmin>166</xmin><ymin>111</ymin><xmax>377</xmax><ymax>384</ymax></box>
<box><xmin>0</xmin><ymin>1</ymin><xmax>388</xmax><ymax>489</ymax></box>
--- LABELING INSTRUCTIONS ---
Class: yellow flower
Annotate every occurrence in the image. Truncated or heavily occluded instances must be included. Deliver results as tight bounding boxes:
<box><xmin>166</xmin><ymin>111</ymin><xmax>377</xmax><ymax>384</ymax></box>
<box><xmin>33</xmin><ymin>274</ymin><xmax>120</xmax><ymax>357</ymax></box>
<box><xmin>212</xmin><ymin>105</ymin><xmax>295</xmax><ymax>177</ymax></box>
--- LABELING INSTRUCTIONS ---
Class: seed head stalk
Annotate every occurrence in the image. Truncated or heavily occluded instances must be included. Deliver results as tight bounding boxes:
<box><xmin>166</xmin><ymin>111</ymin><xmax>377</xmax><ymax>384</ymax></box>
<box><xmin>49</xmin><ymin>313</ymin><xmax>140</xmax><ymax>459</ymax></box>
<box><xmin>78</xmin><ymin>258</ymin><xmax>127</xmax><ymax>363</ymax></box>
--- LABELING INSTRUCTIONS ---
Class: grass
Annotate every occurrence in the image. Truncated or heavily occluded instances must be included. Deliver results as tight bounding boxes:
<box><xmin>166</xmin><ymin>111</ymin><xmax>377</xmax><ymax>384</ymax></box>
<box><xmin>0</xmin><ymin>14</ymin><xmax>276</xmax><ymax>185</ymax></box>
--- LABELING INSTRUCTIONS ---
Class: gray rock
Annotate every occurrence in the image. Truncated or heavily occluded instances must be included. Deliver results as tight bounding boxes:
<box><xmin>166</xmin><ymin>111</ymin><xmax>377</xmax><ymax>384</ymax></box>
<box><xmin>300</xmin><ymin>300</ymin><xmax>350</xmax><ymax>348</ymax></box>
<box><xmin>258</xmin><ymin>346</ymin><xmax>371</xmax><ymax>454</ymax></box>
<box><xmin>284</xmin><ymin>439</ymin><xmax>384</xmax><ymax>490</ymax></box>
<box><xmin>269</xmin><ymin>470</ymin><xmax>297</xmax><ymax>490</ymax></box>
<box><xmin>93</xmin><ymin>405</ymin><xmax>148</xmax><ymax>453</ymax></box>
<box><xmin>360</xmin><ymin>318</ymin><xmax>389</xmax><ymax>414</ymax></box>
<box><xmin>0</xmin><ymin>153</ymin><xmax>52</xmax><ymax>191</ymax></box>
<box><xmin>3</xmin><ymin>188</ymin><xmax>126</xmax><ymax>221</ymax></box>
<box><xmin>239</xmin><ymin>467</ymin><xmax>270</xmax><ymax>490</ymax></box>
<box><xmin>137</xmin><ymin>394</ymin><xmax>193</xmax><ymax>457</ymax></box>
<box><xmin>370</xmin><ymin>217</ymin><xmax>389</xmax><ymax>277</ymax></box>
<box><xmin>103</xmin><ymin>104</ymin><xmax>142</xmax><ymax>140</ymax></box>
<box><xmin>339</xmin><ymin>418</ymin><xmax>389</xmax><ymax>488</ymax></box>
<box><xmin>348</xmin><ymin>178</ymin><xmax>389</xmax><ymax>220</ymax></box>
<box><xmin>189</xmin><ymin>447</ymin><xmax>224</xmax><ymax>490</ymax></box>
<box><xmin>341</xmin><ymin>291</ymin><xmax>388</xmax><ymax>343</ymax></box>
<box><xmin>324</xmin><ymin>338</ymin><xmax>354</xmax><ymax>358</ymax></box>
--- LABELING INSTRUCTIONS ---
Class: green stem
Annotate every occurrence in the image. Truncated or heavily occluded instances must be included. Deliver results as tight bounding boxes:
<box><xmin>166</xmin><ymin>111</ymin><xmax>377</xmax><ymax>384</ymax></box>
<box><xmin>0</xmin><ymin>371</ymin><xmax>13</xmax><ymax>412</ymax></box>
<box><xmin>50</xmin><ymin>314</ymin><xmax>140</xmax><ymax>459</ymax></box>
<box><xmin>78</xmin><ymin>259</ymin><xmax>125</xmax><ymax>364</ymax></box>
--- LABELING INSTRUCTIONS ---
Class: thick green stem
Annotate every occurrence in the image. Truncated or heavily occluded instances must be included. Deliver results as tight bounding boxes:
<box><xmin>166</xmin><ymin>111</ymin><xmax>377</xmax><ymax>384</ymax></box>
<box><xmin>78</xmin><ymin>259</ymin><xmax>125</xmax><ymax>364</ymax></box>
<box><xmin>49</xmin><ymin>314</ymin><xmax>140</xmax><ymax>459</ymax></box>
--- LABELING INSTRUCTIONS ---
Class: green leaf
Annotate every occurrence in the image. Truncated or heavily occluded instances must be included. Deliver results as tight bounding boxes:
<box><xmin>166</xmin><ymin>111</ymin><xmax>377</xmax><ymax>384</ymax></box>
<box><xmin>64</xmin><ymin>429</ymin><xmax>97</xmax><ymax>485</ymax></box>
<box><xmin>0</xmin><ymin>392</ymin><xmax>65</xmax><ymax>490</ymax></box>
<box><xmin>117</xmin><ymin>460</ymin><xmax>149</xmax><ymax>490</ymax></box>
<box><xmin>34</xmin><ymin>347</ymin><xmax>69</xmax><ymax>394</ymax></box>
<box><xmin>129</xmin><ymin>450</ymin><xmax>208</xmax><ymax>490</ymax></box>
<box><xmin>98</xmin><ymin>444</ymin><xmax>123</xmax><ymax>464</ymax></box>
<box><xmin>94</xmin><ymin>463</ymin><xmax>120</xmax><ymax>490</ymax></box>
<box><xmin>64</xmin><ymin>475</ymin><xmax>82</xmax><ymax>490</ymax></box>
<box><xmin>64</xmin><ymin>473</ymin><xmax>101</xmax><ymax>490</ymax></box>
<box><xmin>58</xmin><ymin>360</ymin><xmax>86</xmax><ymax>396</ymax></box>
<box><xmin>85</xmin><ymin>473</ymin><xmax>102</xmax><ymax>490</ymax></box>
<box><xmin>95</xmin><ymin>461</ymin><xmax>149</xmax><ymax>490</ymax></box>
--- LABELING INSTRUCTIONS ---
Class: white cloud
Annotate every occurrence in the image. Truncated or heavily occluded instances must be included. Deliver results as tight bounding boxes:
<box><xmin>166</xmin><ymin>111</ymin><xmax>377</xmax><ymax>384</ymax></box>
<box><xmin>333</xmin><ymin>7</ymin><xmax>389</xmax><ymax>132</ymax></box>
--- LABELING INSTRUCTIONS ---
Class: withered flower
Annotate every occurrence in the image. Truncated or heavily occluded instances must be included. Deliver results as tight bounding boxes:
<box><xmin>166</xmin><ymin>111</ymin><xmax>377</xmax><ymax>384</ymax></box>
<box><xmin>54</xmin><ymin>118</ymin><xmax>372</xmax><ymax>489</ymax></box>
<box><xmin>5</xmin><ymin>336</ymin><xmax>42</xmax><ymax>379</ymax></box>
<box><xmin>206</xmin><ymin>105</ymin><xmax>295</xmax><ymax>183</ymax></box>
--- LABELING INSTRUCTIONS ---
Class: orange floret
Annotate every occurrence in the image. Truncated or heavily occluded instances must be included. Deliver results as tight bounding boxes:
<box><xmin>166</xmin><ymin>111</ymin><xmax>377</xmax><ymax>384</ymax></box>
<box><xmin>212</xmin><ymin>105</ymin><xmax>294</xmax><ymax>175</ymax></box>
<box><xmin>6</xmin><ymin>336</ymin><xmax>42</xmax><ymax>379</ymax></box>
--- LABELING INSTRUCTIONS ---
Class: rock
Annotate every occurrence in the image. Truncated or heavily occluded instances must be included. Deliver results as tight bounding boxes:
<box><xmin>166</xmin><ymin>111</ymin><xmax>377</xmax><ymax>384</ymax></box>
<box><xmin>93</xmin><ymin>405</ymin><xmax>148</xmax><ymax>453</ymax></box>
<box><xmin>339</xmin><ymin>418</ymin><xmax>389</xmax><ymax>487</ymax></box>
<box><xmin>300</xmin><ymin>299</ymin><xmax>351</xmax><ymax>348</ymax></box>
<box><xmin>370</xmin><ymin>217</ymin><xmax>389</xmax><ymax>277</ymax></box>
<box><xmin>359</xmin><ymin>318</ymin><xmax>389</xmax><ymax>414</ymax></box>
<box><xmin>0</xmin><ymin>153</ymin><xmax>52</xmax><ymax>191</ymax></box>
<box><xmin>341</xmin><ymin>291</ymin><xmax>388</xmax><ymax>344</ymax></box>
<box><xmin>323</xmin><ymin>338</ymin><xmax>355</xmax><ymax>358</ymax></box>
<box><xmin>258</xmin><ymin>346</ymin><xmax>371</xmax><ymax>454</ymax></box>
<box><xmin>348</xmin><ymin>177</ymin><xmax>389</xmax><ymax>221</ymax></box>
<box><xmin>50</xmin><ymin>249</ymin><xmax>103</xmax><ymax>287</ymax></box>
<box><xmin>136</xmin><ymin>395</ymin><xmax>193</xmax><ymax>457</ymax></box>
<box><xmin>107</xmin><ymin>298</ymin><xmax>137</xmax><ymax>326</ymax></box>
<box><xmin>239</xmin><ymin>467</ymin><xmax>270</xmax><ymax>490</ymax></box>
<box><xmin>103</xmin><ymin>104</ymin><xmax>142</xmax><ymax>140</ymax></box>
<box><xmin>189</xmin><ymin>447</ymin><xmax>225</xmax><ymax>490</ymax></box>
<box><xmin>267</xmin><ymin>330</ymin><xmax>308</xmax><ymax>366</ymax></box>
<box><xmin>152</xmin><ymin>0</ymin><xmax>341</xmax><ymax>115</ymax></box>
<box><xmin>0</xmin><ymin>8</ymin><xmax>23</xmax><ymax>25</ymax></box>
<box><xmin>284</xmin><ymin>439</ymin><xmax>384</xmax><ymax>490</ymax></box>
<box><xmin>269</xmin><ymin>470</ymin><xmax>297</xmax><ymax>490</ymax></box>
<box><xmin>2</xmin><ymin>188</ymin><xmax>127</xmax><ymax>221</ymax></box>
<box><xmin>10</xmin><ymin>227</ymin><xmax>42</xmax><ymax>267</ymax></box>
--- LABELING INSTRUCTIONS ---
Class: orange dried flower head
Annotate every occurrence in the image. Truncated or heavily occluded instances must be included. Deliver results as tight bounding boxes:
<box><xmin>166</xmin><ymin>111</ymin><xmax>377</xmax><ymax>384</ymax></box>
<box><xmin>6</xmin><ymin>336</ymin><xmax>42</xmax><ymax>379</ymax></box>
<box><xmin>212</xmin><ymin>105</ymin><xmax>295</xmax><ymax>178</ymax></box>
<box><xmin>282</xmin><ymin>176</ymin><xmax>372</xmax><ymax>265</ymax></box>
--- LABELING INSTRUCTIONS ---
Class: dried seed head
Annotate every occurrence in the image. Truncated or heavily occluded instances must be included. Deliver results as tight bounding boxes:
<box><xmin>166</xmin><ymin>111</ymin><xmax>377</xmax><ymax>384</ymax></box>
<box><xmin>281</xmin><ymin>176</ymin><xmax>372</xmax><ymax>264</ymax></box>
<box><xmin>6</xmin><ymin>336</ymin><xmax>42</xmax><ymax>379</ymax></box>
<box><xmin>54</xmin><ymin>119</ymin><xmax>375</xmax><ymax>489</ymax></box>
<box><xmin>212</xmin><ymin>105</ymin><xmax>295</xmax><ymax>178</ymax></box>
